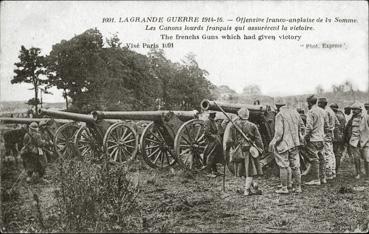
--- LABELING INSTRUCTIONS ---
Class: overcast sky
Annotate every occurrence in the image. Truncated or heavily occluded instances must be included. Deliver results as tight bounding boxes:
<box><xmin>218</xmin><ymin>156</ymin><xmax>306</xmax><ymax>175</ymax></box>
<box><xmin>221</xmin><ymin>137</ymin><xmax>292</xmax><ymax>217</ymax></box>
<box><xmin>1</xmin><ymin>1</ymin><xmax>368</xmax><ymax>103</ymax></box>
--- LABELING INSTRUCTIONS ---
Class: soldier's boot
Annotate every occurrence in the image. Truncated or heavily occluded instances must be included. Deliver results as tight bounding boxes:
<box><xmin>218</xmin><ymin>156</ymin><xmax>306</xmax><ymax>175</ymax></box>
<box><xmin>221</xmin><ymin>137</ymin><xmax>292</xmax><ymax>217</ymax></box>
<box><xmin>244</xmin><ymin>177</ymin><xmax>253</xmax><ymax>196</ymax></box>
<box><xmin>318</xmin><ymin>154</ymin><xmax>327</xmax><ymax>184</ymax></box>
<box><xmin>335</xmin><ymin>154</ymin><xmax>341</xmax><ymax>175</ymax></box>
<box><xmin>304</xmin><ymin>162</ymin><xmax>321</xmax><ymax>185</ymax></box>
<box><xmin>276</xmin><ymin>168</ymin><xmax>289</xmax><ymax>194</ymax></box>
<box><xmin>354</xmin><ymin>158</ymin><xmax>361</xmax><ymax>179</ymax></box>
<box><xmin>278</xmin><ymin>167</ymin><xmax>292</xmax><ymax>189</ymax></box>
<box><xmin>275</xmin><ymin>186</ymin><xmax>289</xmax><ymax>194</ymax></box>
<box><xmin>292</xmin><ymin>167</ymin><xmax>302</xmax><ymax>193</ymax></box>
<box><xmin>332</xmin><ymin>156</ymin><xmax>337</xmax><ymax>178</ymax></box>
<box><xmin>287</xmin><ymin>167</ymin><xmax>292</xmax><ymax>188</ymax></box>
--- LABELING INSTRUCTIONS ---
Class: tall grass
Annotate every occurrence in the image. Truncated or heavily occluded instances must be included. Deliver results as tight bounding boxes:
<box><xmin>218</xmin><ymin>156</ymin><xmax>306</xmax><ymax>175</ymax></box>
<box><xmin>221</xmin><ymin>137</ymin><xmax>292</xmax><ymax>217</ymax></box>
<box><xmin>54</xmin><ymin>153</ymin><xmax>140</xmax><ymax>232</ymax></box>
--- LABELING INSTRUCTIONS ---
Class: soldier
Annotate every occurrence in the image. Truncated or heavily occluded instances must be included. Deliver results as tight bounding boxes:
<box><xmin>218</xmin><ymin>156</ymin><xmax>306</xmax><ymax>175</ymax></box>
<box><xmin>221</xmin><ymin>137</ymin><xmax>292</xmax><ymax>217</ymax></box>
<box><xmin>344</xmin><ymin>106</ymin><xmax>352</xmax><ymax>123</ymax></box>
<box><xmin>318</xmin><ymin>97</ymin><xmax>338</xmax><ymax>180</ymax></box>
<box><xmin>303</xmin><ymin>95</ymin><xmax>327</xmax><ymax>185</ymax></box>
<box><xmin>20</xmin><ymin>122</ymin><xmax>51</xmax><ymax>183</ymax></box>
<box><xmin>269</xmin><ymin>101</ymin><xmax>304</xmax><ymax>194</ymax></box>
<box><xmin>365</xmin><ymin>103</ymin><xmax>369</xmax><ymax>114</ymax></box>
<box><xmin>274</xmin><ymin>100</ymin><xmax>292</xmax><ymax>190</ymax></box>
<box><xmin>345</xmin><ymin>102</ymin><xmax>369</xmax><ymax>179</ymax></box>
<box><xmin>225</xmin><ymin>107</ymin><xmax>264</xmax><ymax>196</ymax></box>
<box><xmin>297</xmin><ymin>108</ymin><xmax>307</xmax><ymax>125</ymax></box>
<box><xmin>39</xmin><ymin>119</ymin><xmax>57</xmax><ymax>163</ymax></box>
<box><xmin>330</xmin><ymin>103</ymin><xmax>346</xmax><ymax>173</ymax></box>
<box><xmin>202</xmin><ymin>112</ymin><xmax>223</xmax><ymax>177</ymax></box>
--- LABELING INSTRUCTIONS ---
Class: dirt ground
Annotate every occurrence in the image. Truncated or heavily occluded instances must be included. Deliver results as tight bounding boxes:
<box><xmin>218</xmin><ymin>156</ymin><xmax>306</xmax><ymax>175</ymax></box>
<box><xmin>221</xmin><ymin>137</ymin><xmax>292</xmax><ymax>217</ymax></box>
<box><xmin>1</xmin><ymin>148</ymin><xmax>369</xmax><ymax>233</ymax></box>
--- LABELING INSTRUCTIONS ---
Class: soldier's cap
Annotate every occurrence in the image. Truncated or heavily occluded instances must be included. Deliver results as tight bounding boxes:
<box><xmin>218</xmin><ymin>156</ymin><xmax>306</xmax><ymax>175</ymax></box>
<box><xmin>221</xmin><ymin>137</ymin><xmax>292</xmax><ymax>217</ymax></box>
<box><xmin>29</xmin><ymin>122</ymin><xmax>39</xmax><ymax>131</ymax></box>
<box><xmin>296</xmin><ymin>108</ymin><xmax>305</xmax><ymax>114</ymax></box>
<box><xmin>306</xmin><ymin>95</ymin><xmax>317</xmax><ymax>103</ymax></box>
<box><xmin>351</xmin><ymin>102</ymin><xmax>362</xmax><ymax>110</ymax></box>
<box><xmin>275</xmin><ymin>103</ymin><xmax>286</xmax><ymax>108</ymax></box>
<box><xmin>238</xmin><ymin>107</ymin><xmax>249</xmax><ymax>120</ymax></box>
<box><xmin>209</xmin><ymin>111</ymin><xmax>216</xmax><ymax>116</ymax></box>
<box><xmin>344</xmin><ymin>106</ymin><xmax>351</xmax><ymax>110</ymax></box>
<box><xmin>365</xmin><ymin>103</ymin><xmax>369</xmax><ymax>110</ymax></box>
<box><xmin>275</xmin><ymin>98</ymin><xmax>285</xmax><ymax>107</ymax></box>
<box><xmin>330</xmin><ymin>103</ymin><xmax>339</xmax><ymax>110</ymax></box>
<box><xmin>318</xmin><ymin>97</ymin><xmax>328</xmax><ymax>103</ymax></box>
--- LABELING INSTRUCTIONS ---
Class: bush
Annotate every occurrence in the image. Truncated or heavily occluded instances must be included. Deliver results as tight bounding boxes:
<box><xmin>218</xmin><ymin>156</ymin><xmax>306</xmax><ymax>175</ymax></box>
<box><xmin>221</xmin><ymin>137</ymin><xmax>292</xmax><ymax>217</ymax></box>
<box><xmin>54</xmin><ymin>156</ymin><xmax>140</xmax><ymax>232</ymax></box>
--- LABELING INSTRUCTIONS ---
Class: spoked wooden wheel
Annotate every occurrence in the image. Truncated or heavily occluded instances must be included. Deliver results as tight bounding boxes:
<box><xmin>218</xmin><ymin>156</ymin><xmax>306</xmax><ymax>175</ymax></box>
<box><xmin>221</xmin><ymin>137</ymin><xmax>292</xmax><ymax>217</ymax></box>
<box><xmin>54</xmin><ymin>122</ymin><xmax>79</xmax><ymax>158</ymax></box>
<box><xmin>74</xmin><ymin>126</ymin><xmax>101</xmax><ymax>161</ymax></box>
<box><xmin>140</xmin><ymin>122</ymin><xmax>176</xmax><ymax>169</ymax></box>
<box><xmin>103</xmin><ymin>122</ymin><xmax>138</xmax><ymax>163</ymax></box>
<box><xmin>174</xmin><ymin>119</ymin><xmax>207</xmax><ymax>171</ymax></box>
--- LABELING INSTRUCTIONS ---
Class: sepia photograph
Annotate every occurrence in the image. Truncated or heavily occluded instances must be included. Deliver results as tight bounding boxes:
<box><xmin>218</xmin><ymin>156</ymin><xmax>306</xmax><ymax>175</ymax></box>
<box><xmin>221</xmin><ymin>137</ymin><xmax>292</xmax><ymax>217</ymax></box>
<box><xmin>0</xmin><ymin>0</ymin><xmax>368</xmax><ymax>232</ymax></box>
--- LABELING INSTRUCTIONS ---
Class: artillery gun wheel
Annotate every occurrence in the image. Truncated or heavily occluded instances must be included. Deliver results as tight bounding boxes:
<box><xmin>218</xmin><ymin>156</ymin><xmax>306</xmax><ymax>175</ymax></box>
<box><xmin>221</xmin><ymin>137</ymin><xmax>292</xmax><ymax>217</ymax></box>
<box><xmin>74</xmin><ymin>126</ymin><xmax>101</xmax><ymax>161</ymax></box>
<box><xmin>174</xmin><ymin>119</ymin><xmax>207</xmax><ymax>171</ymax></box>
<box><xmin>103</xmin><ymin>122</ymin><xmax>138</xmax><ymax>163</ymax></box>
<box><xmin>54</xmin><ymin>122</ymin><xmax>79</xmax><ymax>159</ymax></box>
<box><xmin>140</xmin><ymin>122</ymin><xmax>176</xmax><ymax>169</ymax></box>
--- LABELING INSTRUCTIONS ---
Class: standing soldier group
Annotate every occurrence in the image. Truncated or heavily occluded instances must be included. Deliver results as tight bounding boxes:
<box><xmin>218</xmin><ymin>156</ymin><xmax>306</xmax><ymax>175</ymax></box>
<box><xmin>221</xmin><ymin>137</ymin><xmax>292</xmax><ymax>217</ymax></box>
<box><xmin>203</xmin><ymin>96</ymin><xmax>369</xmax><ymax>196</ymax></box>
<box><xmin>13</xmin><ymin>99</ymin><xmax>369</xmax><ymax>189</ymax></box>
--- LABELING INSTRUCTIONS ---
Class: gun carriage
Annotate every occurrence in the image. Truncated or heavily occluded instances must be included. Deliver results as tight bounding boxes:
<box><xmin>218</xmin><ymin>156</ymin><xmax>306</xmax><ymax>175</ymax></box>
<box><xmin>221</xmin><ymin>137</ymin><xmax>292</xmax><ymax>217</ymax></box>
<box><xmin>180</xmin><ymin>99</ymin><xmax>277</xmax><ymax>174</ymax></box>
<box><xmin>92</xmin><ymin>110</ymin><xmax>201</xmax><ymax>169</ymax></box>
<box><xmin>39</xmin><ymin>109</ymin><xmax>117</xmax><ymax>160</ymax></box>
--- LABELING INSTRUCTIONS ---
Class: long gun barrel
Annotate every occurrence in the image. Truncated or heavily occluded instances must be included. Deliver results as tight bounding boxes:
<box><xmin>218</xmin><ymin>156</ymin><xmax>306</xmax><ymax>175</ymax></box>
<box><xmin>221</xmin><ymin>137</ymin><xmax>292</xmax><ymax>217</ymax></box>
<box><xmin>200</xmin><ymin>99</ymin><xmax>268</xmax><ymax>115</ymax></box>
<box><xmin>92</xmin><ymin>110</ymin><xmax>199</xmax><ymax>122</ymax></box>
<box><xmin>0</xmin><ymin>117</ymin><xmax>71</xmax><ymax>124</ymax></box>
<box><xmin>39</xmin><ymin>109</ymin><xmax>95</xmax><ymax>123</ymax></box>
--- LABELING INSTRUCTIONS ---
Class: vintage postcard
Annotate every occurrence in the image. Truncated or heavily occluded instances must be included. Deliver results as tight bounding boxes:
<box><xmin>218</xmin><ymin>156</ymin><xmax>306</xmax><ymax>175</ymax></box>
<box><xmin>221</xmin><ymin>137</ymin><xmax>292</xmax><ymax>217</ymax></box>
<box><xmin>1</xmin><ymin>1</ymin><xmax>368</xmax><ymax>233</ymax></box>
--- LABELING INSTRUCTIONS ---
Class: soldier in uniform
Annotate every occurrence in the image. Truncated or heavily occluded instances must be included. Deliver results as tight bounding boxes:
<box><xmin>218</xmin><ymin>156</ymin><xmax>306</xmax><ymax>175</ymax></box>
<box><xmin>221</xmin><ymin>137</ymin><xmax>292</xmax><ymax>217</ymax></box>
<box><xmin>330</xmin><ymin>103</ymin><xmax>346</xmax><ymax>173</ymax></box>
<box><xmin>225</xmin><ymin>107</ymin><xmax>264</xmax><ymax>196</ymax></box>
<box><xmin>344</xmin><ymin>106</ymin><xmax>352</xmax><ymax>123</ymax></box>
<box><xmin>269</xmin><ymin>101</ymin><xmax>304</xmax><ymax>194</ymax></box>
<box><xmin>304</xmin><ymin>95</ymin><xmax>327</xmax><ymax>185</ymax></box>
<box><xmin>297</xmin><ymin>108</ymin><xmax>307</xmax><ymax>125</ymax></box>
<box><xmin>202</xmin><ymin>112</ymin><xmax>223</xmax><ymax>177</ymax></box>
<box><xmin>20</xmin><ymin>122</ymin><xmax>51</xmax><ymax>183</ymax></box>
<box><xmin>365</xmin><ymin>103</ymin><xmax>369</xmax><ymax>114</ymax></box>
<box><xmin>274</xmin><ymin>100</ymin><xmax>292</xmax><ymax>191</ymax></box>
<box><xmin>39</xmin><ymin>119</ymin><xmax>57</xmax><ymax>162</ymax></box>
<box><xmin>318</xmin><ymin>97</ymin><xmax>338</xmax><ymax>180</ymax></box>
<box><xmin>345</xmin><ymin>102</ymin><xmax>369</xmax><ymax>179</ymax></box>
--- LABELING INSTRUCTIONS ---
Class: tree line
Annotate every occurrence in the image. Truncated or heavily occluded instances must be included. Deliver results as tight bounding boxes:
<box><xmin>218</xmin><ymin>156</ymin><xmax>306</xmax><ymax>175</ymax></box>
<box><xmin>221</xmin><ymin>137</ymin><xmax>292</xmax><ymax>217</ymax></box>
<box><xmin>11</xmin><ymin>28</ymin><xmax>215</xmax><ymax>114</ymax></box>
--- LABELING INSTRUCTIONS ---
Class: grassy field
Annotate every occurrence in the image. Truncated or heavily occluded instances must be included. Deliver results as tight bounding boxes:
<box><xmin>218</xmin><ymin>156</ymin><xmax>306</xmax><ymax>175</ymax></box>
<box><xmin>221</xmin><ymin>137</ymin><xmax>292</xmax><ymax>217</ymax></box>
<box><xmin>1</xmin><ymin>137</ymin><xmax>368</xmax><ymax>233</ymax></box>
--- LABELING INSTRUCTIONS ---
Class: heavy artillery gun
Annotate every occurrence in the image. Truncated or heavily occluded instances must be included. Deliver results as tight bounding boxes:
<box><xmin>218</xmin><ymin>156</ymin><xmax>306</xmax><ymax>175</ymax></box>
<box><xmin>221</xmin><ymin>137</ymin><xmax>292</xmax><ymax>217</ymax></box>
<box><xmin>38</xmin><ymin>109</ymin><xmax>115</xmax><ymax>160</ymax></box>
<box><xmin>195</xmin><ymin>99</ymin><xmax>277</xmax><ymax>174</ymax></box>
<box><xmin>92</xmin><ymin>110</ymin><xmax>201</xmax><ymax>169</ymax></box>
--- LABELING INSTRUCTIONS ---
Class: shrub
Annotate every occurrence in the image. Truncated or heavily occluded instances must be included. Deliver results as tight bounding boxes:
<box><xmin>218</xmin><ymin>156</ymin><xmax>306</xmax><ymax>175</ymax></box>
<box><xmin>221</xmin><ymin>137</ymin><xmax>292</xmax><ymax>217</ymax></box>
<box><xmin>54</xmin><ymin>155</ymin><xmax>139</xmax><ymax>232</ymax></box>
